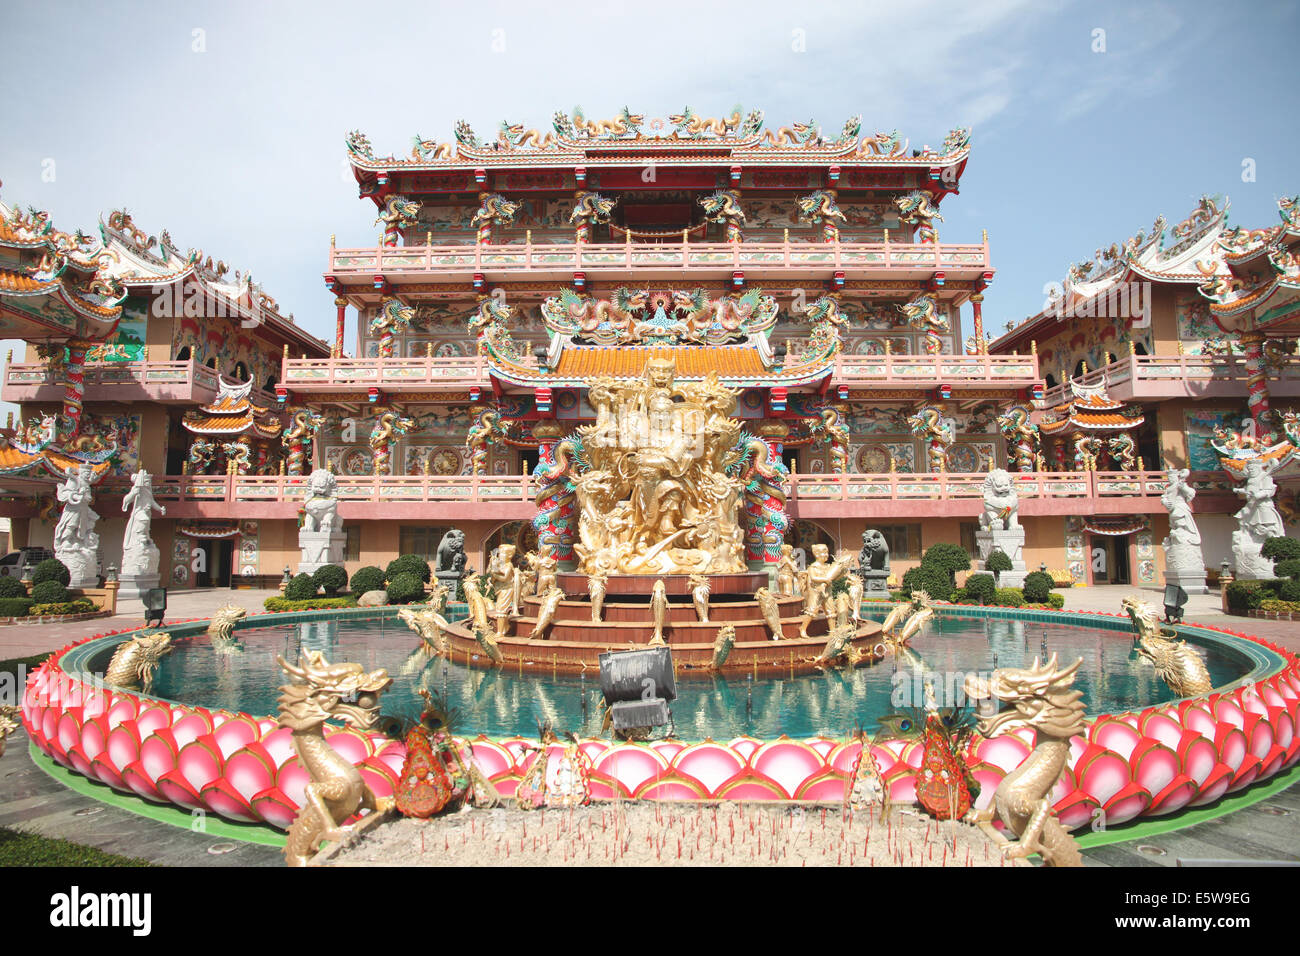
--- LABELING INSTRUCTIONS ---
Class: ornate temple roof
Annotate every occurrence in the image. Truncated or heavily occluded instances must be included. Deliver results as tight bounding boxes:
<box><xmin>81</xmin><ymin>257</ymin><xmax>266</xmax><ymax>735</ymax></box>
<box><xmin>995</xmin><ymin>194</ymin><xmax>1300</xmax><ymax>350</ymax></box>
<box><xmin>183</xmin><ymin>377</ymin><xmax>282</xmax><ymax>438</ymax></box>
<box><xmin>0</xmin><ymin>195</ymin><xmax>126</xmax><ymax>341</ymax></box>
<box><xmin>553</xmin><ymin>344</ymin><xmax>769</xmax><ymax>380</ymax></box>
<box><xmin>1038</xmin><ymin>380</ymin><xmax>1143</xmax><ymax>435</ymax></box>
<box><xmin>344</xmin><ymin>108</ymin><xmax>972</xmax><ymax>179</ymax></box>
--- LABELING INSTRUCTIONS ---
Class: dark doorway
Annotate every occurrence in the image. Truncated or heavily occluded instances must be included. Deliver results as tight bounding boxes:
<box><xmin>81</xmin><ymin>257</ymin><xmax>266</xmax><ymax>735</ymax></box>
<box><xmin>195</xmin><ymin>539</ymin><xmax>233</xmax><ymax>587</ymax></box>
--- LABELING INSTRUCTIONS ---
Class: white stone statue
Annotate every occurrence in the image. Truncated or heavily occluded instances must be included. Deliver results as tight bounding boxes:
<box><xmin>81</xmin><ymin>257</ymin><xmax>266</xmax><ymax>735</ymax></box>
<box><xmin>979</xmin><ymin>469</ymin><xmax>1020</xmax><ymax>530</ymax></box>
<box><xmin>301</xmin><ymin>468</ymin><xmax>342</xmax><ymax>532</ymax></box>
<box><xmin>54</xmin><ymin>462</ymin><xmax>100</xmax><ymax>587</ymax></box>
<box><xmin>1160</xmin><ymin>468</ymin><xmax>1207</xmax><ymax>593</ymax></box>
<box><xmin>1232</xmin><ymin>457</ymin><xmax>1287</xmax><ymax>579</ymax></box>
<box><xmin>298</xmin><ymin>468</ymin><xmax>345</xmax><ymax>572</ymax></box>
<box><xmin>976</xmin><ymin>468</ymin><xmax>1026</xmax><ymax>585</ymax></box>
<box><xmin>119</xmin><ymin>470</ymin><xmax>166</xmax><ymax>598</ymax></box>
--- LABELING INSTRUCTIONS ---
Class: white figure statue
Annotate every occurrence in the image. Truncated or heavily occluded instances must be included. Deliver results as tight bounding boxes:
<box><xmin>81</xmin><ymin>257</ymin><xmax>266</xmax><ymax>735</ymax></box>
<box><xmin>979</xmin><ymin>468</ymin><xmax>1020</xmax><ymax>531</ymax></box>
<box><xmin>301</xmin><ymin>468</ymin><xmax>342</xmax><ymax>532</ymax></box>
<box><xmin>1161</xmin><ymin>468</ymin><xmax>1207</xmax><ymax>593</ymax></box>
<box><xmin>1232</xmin><ymin>457</ymin><xmax>1287</xmax><ymax>579</ymax></box>
<box><xmin>121</xmin><ymin>470</ymin><xmax>165</xmax><ymax>577</ymax></box>
<box><xmin>54</xmin><ymin>462</ymin><xmax>100</xmax><ymax>587</ymax></box>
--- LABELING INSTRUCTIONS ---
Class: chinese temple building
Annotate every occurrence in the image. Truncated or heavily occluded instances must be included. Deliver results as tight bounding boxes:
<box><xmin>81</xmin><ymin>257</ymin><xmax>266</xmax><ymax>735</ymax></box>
<box><xmin>1</xmin><ymin>113</ymin><xmax>1296</xmax><ymax>590</ymax></box>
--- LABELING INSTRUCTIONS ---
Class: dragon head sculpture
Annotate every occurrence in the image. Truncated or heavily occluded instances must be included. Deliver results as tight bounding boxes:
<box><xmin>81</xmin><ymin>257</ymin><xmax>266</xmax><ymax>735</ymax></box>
<box><xmin>276</xmin><ymin>651</ymin><xmax>391</xmax><ymax>733</ymax></box>
<box><xmin>964</xmin><ymin>655</ymin><xmax>1086</xmax><ymax>740</ymax></box>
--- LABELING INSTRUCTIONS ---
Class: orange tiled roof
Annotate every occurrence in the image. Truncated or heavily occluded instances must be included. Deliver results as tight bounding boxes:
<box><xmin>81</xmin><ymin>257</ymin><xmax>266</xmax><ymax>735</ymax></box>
<box><xmin>183</xmin><ymin>411</ymin><xmax>280</xmax><ymax>437</ymax></box>
<box><xmin>0</xmin><ymin>268</ymin><xmax>49</xmax><ymax>293</ymax></box>
<box><xmin>553</xmin><ymin>345</ymin><xmax>767</xmax><ymax>379</ymax></box>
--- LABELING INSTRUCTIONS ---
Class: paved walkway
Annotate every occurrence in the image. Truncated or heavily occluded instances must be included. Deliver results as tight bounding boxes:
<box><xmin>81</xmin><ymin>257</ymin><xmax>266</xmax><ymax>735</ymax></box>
<box><xmin>0</xmin><ymin>588</ymin><xmax>280</xmax><ymax>659</ymax></box>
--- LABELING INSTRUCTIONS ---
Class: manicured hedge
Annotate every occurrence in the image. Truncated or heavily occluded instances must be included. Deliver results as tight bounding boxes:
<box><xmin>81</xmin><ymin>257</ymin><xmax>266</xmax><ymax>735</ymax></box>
<box><xmin>263</xmin><ymin>596</ymin><xmax>359</xmax><ymax>613</ymax></box>
<box><xmin>312</xmin><ymin>564</ymin><xmax>348</xmax><ymax>596</ymax></box>
<box><xmin>350</xmin><ymin>565</ymin><xmax>385</xmax><ymax>595</ymax></box>
<box><xmin>0</xmin><ymin>598</ymin><xmax>34</xmax><ymax>617</ymax></box>
<box><xmin>31</xmin><ymin>559</ymin><xmax>70</xmax><ymax>587</ymax></box>
<box><xmin>386</xmin><ymin>555</ymin><xmax>431</xmax><ymax>584</ymax></box>
<box><xmin>902</xmin><ymin>564</ymin><xmax>954</xmax><ymax>602</ymax></box>
<box><xmin>29</xmin><ymin>599</ymin><xmax>96</xmax><ymax>616</ymax></box>
<box><xmin>985</xmin><ymin>549</ymin><xmax>1013</xmax><ymax>578</ymax></box>
<box><xmin>284</xmin><ymin>573</ymin><xmax>318</xmax><ymax>601</ymax></box>
<box><xmin>994</xmin><ymin>587</ymin><xmax>1026</xmax><ymax>607</ymax></box>
<box><xmin>386</xmin><ymin>572</ymin><xmax>425</xmax><ymax>605</ymax></box>
<box><xmin>1022</xmin><ymin>570</ymin><xmax>1055</xmax><ymax>604</ymax></box>
<box><xmin>964</xmin><ymin>573</ymin><xmax>997</xmax><ymax>604</ymax></box>
<box><xmin>0</xmin><ymin>577</ymin><xmax>26</xmax><ymax>599</ymax></box>
<box><xmin>29</xmin><ymin>580</ymin><xmax>69</xmax><ymax>605</ymax></box>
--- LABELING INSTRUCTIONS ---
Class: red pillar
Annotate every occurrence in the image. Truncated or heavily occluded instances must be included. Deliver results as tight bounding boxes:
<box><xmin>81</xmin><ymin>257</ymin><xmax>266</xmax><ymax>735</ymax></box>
<box><xmin>969</xmin><ymin>293</ymin><xmax>985</xmax><ymax>354</ymax></box>
<box><xmin>333</xmin><ymin>296</ymin><xmax>347</xmax><ymax>358</ymax></box>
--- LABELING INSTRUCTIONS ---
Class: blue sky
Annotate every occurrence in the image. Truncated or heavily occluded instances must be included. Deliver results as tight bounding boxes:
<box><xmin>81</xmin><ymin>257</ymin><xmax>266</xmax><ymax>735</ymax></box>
<box><xmin>1</xmin><ymin>0</ymin><xmax>1296</xmax><ymax>346</ymax></box>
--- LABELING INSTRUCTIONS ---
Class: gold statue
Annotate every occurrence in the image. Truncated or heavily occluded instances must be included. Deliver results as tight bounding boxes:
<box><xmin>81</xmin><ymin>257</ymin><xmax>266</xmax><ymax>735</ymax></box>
<box><xmin>755</xmin><ymin>586</ymin><xmax>785</xmax><ymax>641</ymax></box>
<box><xmin>649</xmin><ymin>579</ymin><xmax>669</xmax><ymax>646</ymax></box>
<box><xmin>531</xmin><ymin>544</ymin><xmax>559</xmax><ymax>597</ymax></box>
<box><xmin>462</xmin><ymin>573</ymin><xmax>490</xmax><ymax>631</ymax></box>
<box><xmin>964</xmin><ymin>656</ymin><xmax>1085</xmax><ymax>866</ymax></box>
<box><xmin>708</xmin><ymin>624</ymin><xmax>736</xmax><ymax>671</ymax></box>
<box><xmin>207</xmin><ymin>604</ymin><xmax>247</xmax><ymax>642</ymax></box>
<box><xmin>880</xmin><ymin>590</ymin><xmax>933</xmax><ymax>646</ymax></box>
<box><xmin>471</xmin><ymin>622</ymin><xmax>505</xmax><ymax>666</ymax></box>
<box><xmin>105</xmin><ymin>631</ymin><xmax>172</xmax><ymax>690</ymax></box>
<box><xmin>776</xmin><ymin>544</ymin><xmax>799</xmax><ymax>596</ymax></box>
<box><xmin>797</xmin><ymin>544</ymin><xmax>852</xmax><ymax>638</ymax></box>
<box><xmin>572</xmin><ymin>360</ymin><xmax>749</xmax><ymax>575</ymax></box>
<box><xmin>530</xmin><ymin>586</ymin><xmax>565</xmax><ymax>639</ymax></box>
<box><xmin>0</xmin><ymin>706</ymin><xmax>19</xmax><ymax>759</ymax></box>
<box><xmin>1122</xmin><ymin>596</ymin><xmax>1212</xmax><ymax>697</ymax></box>
<box><xmin>277</xmin><ymin>652</ymin><xmax>393</xmax><ymax>866</ymax></box>
<box><xmin>588</xmin><ymin>569</ymin><xmax>607</xmax><ymax>622</ymax></box>
<box><xmin>811</xmin><ymin>623</ymin><xmax>861</xmax><ymax>669</ymax></box>
<box><xmin>689</xmin><ymin>573</ymin><xmax>711</xmax><ymax>622</ymax></box>
<box><xmin>487</xmin><ymin>544</ymin><xmax>523</xmax><ymax>617</ymax></box>
<box><xmin>398</xmin><ymin>606</ymin><xmax>452</xmax><ymax>656</ymax></box>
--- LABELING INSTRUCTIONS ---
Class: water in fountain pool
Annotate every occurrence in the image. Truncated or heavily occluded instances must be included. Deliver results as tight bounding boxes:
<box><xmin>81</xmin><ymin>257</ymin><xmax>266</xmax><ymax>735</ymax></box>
<box><xmin>130</xmin><ymin>614</ymin><xmax>1251</xmax><ymax>740</ymax></box>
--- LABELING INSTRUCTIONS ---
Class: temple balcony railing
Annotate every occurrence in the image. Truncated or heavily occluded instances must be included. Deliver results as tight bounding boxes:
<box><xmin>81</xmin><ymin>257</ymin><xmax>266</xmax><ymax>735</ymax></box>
<box><xmin>279</xmin><ymin>354</ymin><xmax>501</xmax><ymax>395</ymax></box>
<box><xmin>326</xmin><ymin>237</ymin><xmax>991</xmax><ymax>287</ymax></box>
<box><xmin>831</xmin><ymin>353</ymin><xmax>1039</xmax><ymax>391</ymax></box>
<box><xmin>1036</xmin><ymin>353</ymin><xmax>1300</xmax><ymax>408</ymax></box>
<box><xmin>29</xmin><ymin>468</ymin><xmax>1237</xmax><ymax>523</ymax></box>
<box><xmin>0</xmin><ymin>360</ymin><xmax>280</xmax><ymax>408</ymax></box>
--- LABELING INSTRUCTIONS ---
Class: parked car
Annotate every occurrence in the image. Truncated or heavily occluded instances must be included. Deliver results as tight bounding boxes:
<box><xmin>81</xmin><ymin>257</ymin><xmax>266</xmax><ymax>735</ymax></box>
<box><xmin>0</xmin><ymin>547</ymin><xmax>54</xmax><ymax>579</ymax></box>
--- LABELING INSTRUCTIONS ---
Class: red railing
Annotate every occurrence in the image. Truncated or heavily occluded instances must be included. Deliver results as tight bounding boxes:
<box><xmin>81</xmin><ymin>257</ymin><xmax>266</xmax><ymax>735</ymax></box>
<box><xmin>1</xmin><ymin>360</ymin><xmax>278</xmax><ymax>407</ymax></box>
<box><xmin>832</xmin><ymin>352</ymin><xmax>1039</xmax><ymax>385</ymax></box>
<box><xmin>1038</xmin><ymin>353</ymin><xmax>1300</xmax><ymax>407</ymax></box>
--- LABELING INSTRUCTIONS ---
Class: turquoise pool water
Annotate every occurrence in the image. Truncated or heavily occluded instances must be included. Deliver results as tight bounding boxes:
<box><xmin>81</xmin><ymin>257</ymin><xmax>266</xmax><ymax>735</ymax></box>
<box><xmin>108</xmin><ymin>611</ymin><xmax>1257</xmax><ymax>740</ymax></box>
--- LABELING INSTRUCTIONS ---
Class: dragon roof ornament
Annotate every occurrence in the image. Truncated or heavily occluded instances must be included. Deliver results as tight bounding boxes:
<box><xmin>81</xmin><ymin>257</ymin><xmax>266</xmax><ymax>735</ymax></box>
<box><xmin>342</xmin><ymin>111</ymin><xmax>974</xmax><ymax>172</ymax></box>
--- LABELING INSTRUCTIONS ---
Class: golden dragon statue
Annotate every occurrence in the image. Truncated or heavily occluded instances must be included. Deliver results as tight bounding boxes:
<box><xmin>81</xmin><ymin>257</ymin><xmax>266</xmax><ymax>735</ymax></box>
<box><xmin>207</xmin><ymin>604</ymin><xmax>247</xmax><ymax>642</ymax></box>
<box><xmin>1121</xmin><ymin>596</ymin><xmax>1213</xmax><ymax>698</ymax></box>
<box><xmin>708</xmin><ymin>623</ymin><xmax>736</xmax><ymax>671</ymax></box>
<box><xmin>104</xmin><ymin>631</ymin><xmax>172</xmax><ymax>690</ymax></box>
<box><xmin>0</xmin><ymin>706</ymin><xmax>20</xmax><ymax>759</ymax></box>
<box><xmin>755</xmin><ymin>586</ymin><xmax>785</xmax><ymax>641</ymax></box>
<box><xmin>398</xmin><ymin>605</ymin><xmax>452</xmax><ymax>657</ymax></box>
<box><xmin>963</xmin><ymin>655</ymin><xmax>1086</xmax><ymax>867</ymax></box>
<box><xmin>276</xmin><ymin>651</ymin><xmax>393</xmax><ymax>867</ymax></box>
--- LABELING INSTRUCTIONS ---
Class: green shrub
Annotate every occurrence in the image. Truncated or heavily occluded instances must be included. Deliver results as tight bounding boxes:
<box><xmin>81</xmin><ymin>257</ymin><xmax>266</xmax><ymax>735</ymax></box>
<box><xmin>985</xmin><ymin>549</ymin><xmax>1013</xmax><ymax>581</ymax></box>
<box><xmin>1045</xmin><ymin>593</ymin><xmax>1065</xmax><ymax>610</ymax></box>
<box><xmin>0</xmin><ymin>577</ymin><xmax>25</xmax><ymax>599</ymax></box>
<box><xmin>1280</xmin><ymin>579</ymin><xmax>1300</xmax><ymax>603</ymax></box>
<box><xmin>313</xmin><ymin>564</ymin><xmax>348</xmax><ymax>596</ymax></box>
<box><xmin>30</xmin><ymin>599</ymin><xmax>96</xmax><ymax>616</ymax></box>
<box><xmin>0</xmin><ymin>598</ymin><xmax>33</xmax><ymax>617</ymax></box>
<box><xmin>964</xmin><ymin>573</ymin><xmax>997</xmax><ymax>605</ymax></box>
<box><xmin>1261</xmin><ymin>536</ymin><xmax>1300</xmax><ymax>565</ymax></box>
<box><xmin>284</xmin><ymin>573</ymin><xmax>318</xmax><ymax>601</ymax></box>
<box><xmin>386</xmin><ymin>555</ymin><xmax>431</xmax><ymax>584</ymax></box>
<box><xmin>921</xmin><ymin>543</ymin><xmax>971</xmax><ymax>576</ymax></box>
<box><xmin>31</xmin><ymin>559</ymin><xmax>70</xmax><ymax>587</ymax></box>
<box><xmin>1261</xmin><ymin>599</ymin><xmax>1300</xmax><ymax>613</ymax></box>
<box><xmin>350</xmin><ymin>565</ymin><xmax>385</xmax><ymax>595</ymax></box>
<box><xmin>902</xmin><ymin>564</ymin><xmax>953</xmax><ymax>602</ymax></box>
<box><xmin>386</xmin><ymin>572</ymin><xmax>425</xmax><ymax>605</ymax></box>
<box><xmin>994</xmin><ymin>587</ymin><xmax>1026</xmax><ymax>607</ymax></box>
<box><xmin>263</xmin><ymin>596</ymin><xmax>359</xmax><ymax>613</ymax></box>
<box><xmin>1023</xmin><ymin>570</ymin><xmax>1055</xmax><ymax>604</ymax></box>
<box><xmin>1226</xmin><ymin>581</ymin><xmax>1265</xmax><ymax>611</ymax></box>
<box><xmin>1274</xmin><ymin>559</ymin><xmax>1300</xmax><ymax>581</ymax></box>
<box><xmin>30</xmin><ymin>580</ymin><xmax>69</xmax><ymax>604</ymax></box>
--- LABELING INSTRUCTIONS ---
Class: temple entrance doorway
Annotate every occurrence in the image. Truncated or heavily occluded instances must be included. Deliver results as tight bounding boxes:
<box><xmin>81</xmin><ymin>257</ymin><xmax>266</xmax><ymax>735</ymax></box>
<box><xmin>1089</xmin><ymin>533</ymin><xmax>1131</xmax><ymax>585</ymax></box>
<box><xmin>194</xmin><ymin>539</ymin><xmax>233</xmax><ymax>588</ymax></box>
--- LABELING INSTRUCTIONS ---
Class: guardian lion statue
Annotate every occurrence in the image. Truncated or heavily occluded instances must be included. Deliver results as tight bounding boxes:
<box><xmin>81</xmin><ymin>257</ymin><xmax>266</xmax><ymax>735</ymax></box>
<box><xmin>980</xmin><ymin>468</ymin><xmax>1020</xmax><ymax>531</ymax></box>
<box><xmin>301</xmin><ymin>468</ymin><xmax>341</xmax><ymax>532</ymax></box>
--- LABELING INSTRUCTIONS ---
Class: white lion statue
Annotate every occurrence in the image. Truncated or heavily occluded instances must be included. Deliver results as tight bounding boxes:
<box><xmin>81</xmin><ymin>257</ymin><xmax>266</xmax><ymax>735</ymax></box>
<box><xmin>301</xmin><ymin>468</ymin><xmax>341</xmax><ymax>532</ymax></box>
<box><xmin>980</xmin><ymin>468</ymin><xmax>1019</xmax><ymax>531</ymax></box>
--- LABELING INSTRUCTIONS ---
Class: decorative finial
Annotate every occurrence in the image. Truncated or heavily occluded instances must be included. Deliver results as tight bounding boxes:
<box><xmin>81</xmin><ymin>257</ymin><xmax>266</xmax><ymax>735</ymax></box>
<box><xmin>330</xmin><ymin>234</ymin><xmax>336</xmax><ymax>247</ymax></box>
<box><xmin>1129</xmin><ymin>339</ymin><xmax>1136</xmax><ymax>355</ymax></box>
<box><xmin>1030</xmin><ymin>340</ymin><xmax>1038</xmax><ymax>356</ymax></box>
<box><xmin>426</xmin><ymin>342</ymin><xmax>434</xmax><ymax>358</ymax></box>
